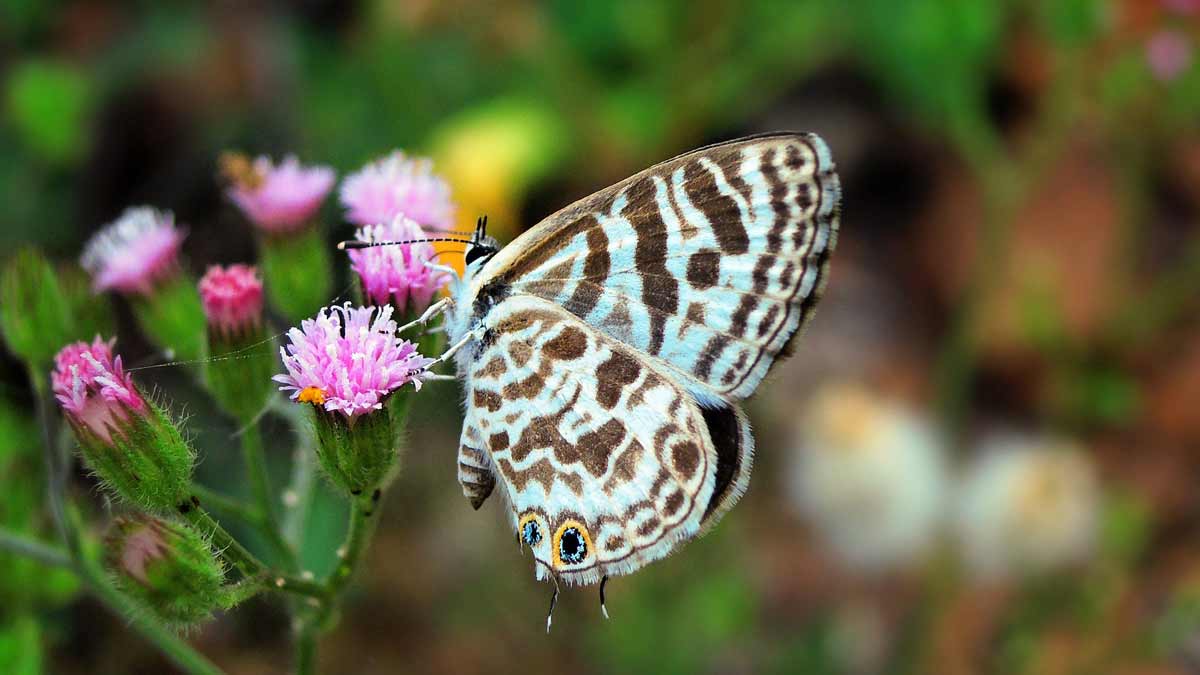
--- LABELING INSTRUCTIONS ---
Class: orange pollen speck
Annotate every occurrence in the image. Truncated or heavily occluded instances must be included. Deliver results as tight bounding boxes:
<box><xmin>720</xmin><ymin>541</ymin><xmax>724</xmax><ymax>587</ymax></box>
<box><xmin>297</xmin><ymin>387</ymin><xmax>326</xmax><ymax>405</ymax></box>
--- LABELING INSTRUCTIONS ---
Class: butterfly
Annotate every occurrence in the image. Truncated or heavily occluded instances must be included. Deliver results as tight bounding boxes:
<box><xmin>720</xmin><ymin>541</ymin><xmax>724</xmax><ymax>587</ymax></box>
<box><xmin>353</xmin><ymin>132</ymin><xmax>840</xmax><ymax>624</ymax></box>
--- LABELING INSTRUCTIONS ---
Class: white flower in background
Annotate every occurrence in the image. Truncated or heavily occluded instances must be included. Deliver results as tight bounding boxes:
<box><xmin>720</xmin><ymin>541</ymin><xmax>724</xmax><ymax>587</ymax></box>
<box><xmin>788</xmin><ymin>382</ymin><xmax>948</xmax><ymax>573</ymax></box>
<box><xmin>955</xmin><ymin>436</ymin><xmax>1100</xmax><ymax>580</ymax></box>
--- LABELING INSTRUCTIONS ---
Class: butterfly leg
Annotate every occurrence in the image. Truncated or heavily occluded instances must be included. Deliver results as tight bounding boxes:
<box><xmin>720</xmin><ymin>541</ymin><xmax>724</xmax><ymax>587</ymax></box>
<box><xmin>599</xmin><ymin>575</ymin><xmax>610</xmax><ymax>620</ymax></box>
<box><xmin>426</xmin><ymin>326</ymin><xmax>483</xmax><ymax>369</ymax></box>
<box><xmin>395</xmin><ymin>297</ymin><xmax>453</xmax><ymax>334</ymax></box>
<box><xmin>546</xmin><ymin>574</ymin><xmax>561</xmax><ymax>634</ymax></box>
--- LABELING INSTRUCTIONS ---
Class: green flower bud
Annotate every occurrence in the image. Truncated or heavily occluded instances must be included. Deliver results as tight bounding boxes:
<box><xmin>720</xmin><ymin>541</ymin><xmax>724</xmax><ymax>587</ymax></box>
<box><xmin>106</xmin><ymin>516</ymin><xmax>227</xmax><ymax>626</ymax></box>
<box><xmin>52</xmin><ymin>338</ymin><xmax>195</xmax><ymax>513</ymax></box>
<box><xmin>1</xmin><ymin>248</ymin><xmax>73</xmax><ymax>372</ymax></box>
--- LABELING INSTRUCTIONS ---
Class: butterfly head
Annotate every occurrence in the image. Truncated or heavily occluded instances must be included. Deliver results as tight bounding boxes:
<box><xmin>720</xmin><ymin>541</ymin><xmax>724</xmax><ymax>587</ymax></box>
<box><xmin>464</xmin><ymin>215</ymin><xmax>499</xmax><ymax>271</ymax></box>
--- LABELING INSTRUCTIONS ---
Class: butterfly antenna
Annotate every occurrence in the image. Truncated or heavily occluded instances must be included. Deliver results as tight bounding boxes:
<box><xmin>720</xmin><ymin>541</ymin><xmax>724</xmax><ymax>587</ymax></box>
<box><xmin>599</xmin><ymin>575</ymin><xmax>610</xmax><ymax>620</ymax></box>
<box><xmin>337</xmin><ymin>236</ymin><xmax>474</xmax><ymax>250</ymax></box>
<box><xmin>546</xmin><ymin>574</ymin><xmax>561</xmax><ymax>634</ymax></box>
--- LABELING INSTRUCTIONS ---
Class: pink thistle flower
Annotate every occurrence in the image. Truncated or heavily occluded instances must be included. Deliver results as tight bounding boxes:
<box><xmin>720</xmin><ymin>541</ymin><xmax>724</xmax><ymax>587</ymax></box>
<box><xmin>1147</xmin><ymin>30</ymin><xmax>1193</xmax><ymax>82</ymax></box>
<box><xmin>274</xmin><ymin>303</ymin><xmax>434</xmax><ymax>419</ymax></box>
<box><xmin>52</xmin><ymin>336</ymin><xmax>146</xmax><ymax>442</ymax></box>
<box><xmin>198</xmin><ymin>264</ymin><xmax>264</xmax><ymax>336</ymax></box>
<box><xmin>81</xmin><ymin>207</ymin><xmax>185</xmax><ymax>295</ymax></box>
<box><xmin>340</xmin><ymin>151</ymin><xmax>455</xmax><ymax>230</ymax></box>
<box><xmin>348</xmin><ymin>216</ymin><xmax>450</xmax><ymax>314</ymax></box>
<box><xmin>224</xmin><ymin>154</ymin><xmax>336</xmax><ymax>234</ymax></box>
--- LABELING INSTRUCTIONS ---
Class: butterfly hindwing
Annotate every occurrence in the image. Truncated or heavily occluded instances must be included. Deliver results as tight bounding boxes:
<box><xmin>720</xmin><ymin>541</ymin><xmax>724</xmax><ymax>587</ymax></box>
<box><xmin>455</xmin><ymin>295</ymin><xmax>753</xmax><ymax>585</ymax></box>
<box><xmin>477</xmin><ymin>132</ymin><xmax>840</xmax><ymax>403</ymax></box>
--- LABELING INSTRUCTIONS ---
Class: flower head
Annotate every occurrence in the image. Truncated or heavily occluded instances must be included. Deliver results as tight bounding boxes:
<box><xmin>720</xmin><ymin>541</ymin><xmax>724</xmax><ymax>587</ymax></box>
<box><xmin>340</xmin><ymin>151</ymin><xmax>454</xmax><ymax>230</ymax></box>
<box><xmin>275</xmin><ymin>303</ymin><xmax>434</xmax><ymax>419</ymax></box>
<box><xmin>198</xmin><ymin>264</ymin><xmax>263</xmax><ymax>336</ymax></box>
<box><xmin>788</xmin><ymin>382</ymin><xmax>948</xmax><ymax>573</ymax></box>
<box><xmin>224</xmin><ymin>154</ymin><xmax>336</xmax><ymax>233</ymax></box>
<box><xmin>1147</xmin><ymin>30</ymin><xmax>1193</xmax><ymax>82</ymax></box>
<box><xmin>52</xmin><ymin>336</ymin><xmax>145</xmax><ymax>442</ymax></box>
<box><xmin>956</xmin><ymin>436</ymin><xmax>1100</xmax><ymax>580</ymax></box>
<box><xmin>81</xmin><ymin>207</ymin><xmax>185</xmax><ymax>295</ymax></box>
<box><xmin>348</xmin><ymin>216</ymin><xmax>450</xmax><ymax>313</ymax></box>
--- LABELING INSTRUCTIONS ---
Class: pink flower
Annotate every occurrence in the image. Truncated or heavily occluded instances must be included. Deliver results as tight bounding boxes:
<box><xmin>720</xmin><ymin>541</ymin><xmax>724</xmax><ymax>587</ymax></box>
<box><xmin>340</xmin><ymin>151</ymin><xmax>455</xmax><ymax>230</ymax></box>
<box><xmin>225</xmin><ymin>154</ymin><xmax>336</xmax><ymax>233</ymax></box>
<box><xmin>198</xmin><ymin>264</ymin><xmax>264</xmax><ymax>336</ymax></box>
<box><xmin>1147</xmin><ymin>30</ymin><xmax>1193</xmax><ymax>82</ymax></box>
<box><xmin>52</xmin><ymin>337</ymin><xmax>146</xmax><ymax>442</ymax></box>
<box><xmin>81</xmin><ymin>207</ymin><xmax>185</xmax><ymax>295</ymax></box>
<box><xmin>274</xmin><ymin>303</ymin><xmax>434</xmax><ymax>419</ymax></box>
<box><xmin>348</xmin><ymin>216</ymin><xmax>450</xmax><ymax>314</ymax></box>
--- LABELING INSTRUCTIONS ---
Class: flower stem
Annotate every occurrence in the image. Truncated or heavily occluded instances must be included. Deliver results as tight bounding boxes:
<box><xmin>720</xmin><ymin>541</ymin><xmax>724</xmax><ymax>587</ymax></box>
<box><xmin>238</xmin><ymin>423</ymin><xmax>297</xmax><ymax>568</ymax></box>
<box><xmin>293</xmin><ymin>489</ymin><xmax>385</xmax><ymax>672</ymax></box>
<box><xmin>181</xmin><ymin>506</ymin><xmax>325</xmax><ymax>598</ymax></box>
<box><xmin>0</xmin><ymin>527</ymin><xmax>73</xmax><ymax>568</ymax></box>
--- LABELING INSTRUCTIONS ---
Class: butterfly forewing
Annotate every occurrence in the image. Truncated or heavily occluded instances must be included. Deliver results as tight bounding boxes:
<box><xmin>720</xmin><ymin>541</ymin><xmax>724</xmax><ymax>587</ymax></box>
<box><xmin>456</xmin><ymin>296</ymin><xmax>732</xmax><ymax>585</ymax></box>
<box><xmin>478</xmin><ymin>132</ymin><xmax>841</xmax><ymax>403</ymax></box>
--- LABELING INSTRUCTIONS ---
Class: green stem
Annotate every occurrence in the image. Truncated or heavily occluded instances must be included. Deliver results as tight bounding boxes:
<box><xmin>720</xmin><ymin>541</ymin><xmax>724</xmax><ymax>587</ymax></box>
<box><xmin>238</xmin><ymin>424</ymin><xmax>296</xmax><ymax>568</ymax></box>
<box><xmin>240</xmin><ymin>424</ymin><xmax>278</xmax><ymax>529</ymax></box>
<box><xmin>323</xmin><ymin>491</ymin><xmax>382</xmax><ymax>606</ymax></box>
<box><xmin>0</xmin><ymin>527</ymin><xmax>73</xmax><ymax>568</ymax></box>
<box><xmin>278</xmin><ymin>400</ymin><xmax>318</xmax><ymax>552</ymax></box>
<box><xmin>192</xmin><ymin>485</ymin><xmax>258</xmax><ymax>524</ymax></box>
<box><xmin>193</xmin><ymin>483</ymin><xmax>296</xmax><ymax>570</ymax></box>
<box><xmin>180</xmin><ymin>507</ymin><xmax>325</xmax><ymax>598</ymax></box>
<box><xmin>293</xmin><ymin>490</ymin><xmax>384</xmax><ymax>672</ymax></box>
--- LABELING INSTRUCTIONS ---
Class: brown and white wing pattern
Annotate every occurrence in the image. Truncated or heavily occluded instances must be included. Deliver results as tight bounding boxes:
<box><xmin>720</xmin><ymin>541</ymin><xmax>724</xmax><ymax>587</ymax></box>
<box><xmin>476</xmin><ymin>132</ymin><xmax>840</xmax><ymax>403</ymax></box>
<box><xmin>455</xmin><ymin>295</ymin><xmax>753</xmax><ymax>585</ymax></box>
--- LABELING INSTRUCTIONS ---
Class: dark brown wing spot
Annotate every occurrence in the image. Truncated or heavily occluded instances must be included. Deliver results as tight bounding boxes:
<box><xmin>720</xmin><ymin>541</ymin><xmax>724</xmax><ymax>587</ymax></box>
<box><xmin>543</xmin><ymin>326</ymin><xmax>588</xmax><ymax>361</ymax></box>
<box><xmin>595</xmin><ymin>350</ymin><xmax>641</xmax><ymax>409</ymax></box>
<box><xmin>670</xmin><ymin>440</ymin><xmax>701</xmax><ymax>479</ymax></box>
<box><xmin>577</xmin><ymin>419</ymin><xmax>627</xmax><ymax>477</ymax></box>
<box><xmin>488</xmin><ymin>431</ymin><xmax>510</xmax><ymax>452</ymax></box>
<box><xmin>472</xmin><ymin>389</ymin><xmax>502</xmax><ymax>413</ymax></box>
<box><xmin>686</xmin><ymin>249</ymin><xmax>720</xmax><ymax>289</ymax></box>
<box><xmin>502</xmin><ymin>373</ymin><xmax>544</xmax><ymax>400</ymax></box>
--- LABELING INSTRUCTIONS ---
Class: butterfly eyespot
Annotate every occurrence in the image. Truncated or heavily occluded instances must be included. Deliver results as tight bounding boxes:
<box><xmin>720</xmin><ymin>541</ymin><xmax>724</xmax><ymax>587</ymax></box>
<box><xmin>521</xmin><ymin>520</ymin><xmax>541</xmax><ymax>546</ymax></box>
<box><xmin>553</xmin><ymin>520</ymin><xmax>592</xmax><ymax>567</ymax></box>
<box><xmin>519</xmin><ymin>513</ymin><xmax>545</xmax><ymax>548</ymax></box>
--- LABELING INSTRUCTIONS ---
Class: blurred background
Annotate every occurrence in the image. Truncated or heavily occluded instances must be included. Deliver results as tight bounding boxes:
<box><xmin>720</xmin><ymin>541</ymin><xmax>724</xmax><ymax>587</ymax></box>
<box><xmin>2</xmin><ymin>1</ymin><xmax>1200</xmax><ymax>673</ymax></box>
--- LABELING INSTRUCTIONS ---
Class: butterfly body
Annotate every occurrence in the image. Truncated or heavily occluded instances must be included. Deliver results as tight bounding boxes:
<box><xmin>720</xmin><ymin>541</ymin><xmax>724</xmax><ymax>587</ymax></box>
<box><xmin>444</xmin><ymin>132</ymin><xmax>841</xmax><ymax>586</ymax></box>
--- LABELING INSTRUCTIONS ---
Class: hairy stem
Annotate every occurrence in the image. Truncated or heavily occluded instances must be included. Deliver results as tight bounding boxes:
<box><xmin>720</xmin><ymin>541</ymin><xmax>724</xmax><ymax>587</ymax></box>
<box><xmin>181</xmin><ymin>507</ymin><xmax>325</xmax><ymax>598</ymax></box>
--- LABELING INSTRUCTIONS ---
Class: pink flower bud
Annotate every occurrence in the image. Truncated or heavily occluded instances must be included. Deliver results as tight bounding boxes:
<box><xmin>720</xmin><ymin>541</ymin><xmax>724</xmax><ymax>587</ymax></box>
<box><xmin>1147</xmin><ymin>30</ymin><xmax>1193</xmax><ymax>83</ymax></box>
<box><xmin>198</xmin><ymin>264</ymin><xmax>264</xmax><ymax>336</ymax></box>
<box><xmin>340</xmin><ymin>151</ymin><xmax>455</xmax><ymax>230</ymax></box>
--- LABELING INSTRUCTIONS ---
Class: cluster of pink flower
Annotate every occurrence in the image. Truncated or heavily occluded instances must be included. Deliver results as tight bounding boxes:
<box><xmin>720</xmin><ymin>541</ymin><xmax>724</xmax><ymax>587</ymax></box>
<box><xmin>65</xmin><ymin>148</ymin><xmax>460</xmax><ymax>430</ymax></box>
